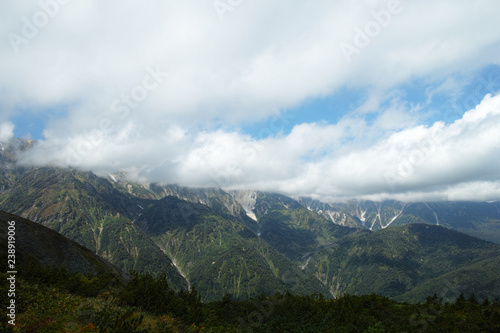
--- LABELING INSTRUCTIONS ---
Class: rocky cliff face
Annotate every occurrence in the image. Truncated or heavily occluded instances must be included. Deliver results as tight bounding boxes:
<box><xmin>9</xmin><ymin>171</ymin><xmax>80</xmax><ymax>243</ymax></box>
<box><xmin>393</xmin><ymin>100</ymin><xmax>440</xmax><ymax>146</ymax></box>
<box><xmin>298</xmin><ymin>197</ymin><xmax>362</xmax><ymax>228</ymax></box>
<box><xmin>229</xmin><ymin>190</ymin><xmax>258</xmax><ymax>221</ymax></box>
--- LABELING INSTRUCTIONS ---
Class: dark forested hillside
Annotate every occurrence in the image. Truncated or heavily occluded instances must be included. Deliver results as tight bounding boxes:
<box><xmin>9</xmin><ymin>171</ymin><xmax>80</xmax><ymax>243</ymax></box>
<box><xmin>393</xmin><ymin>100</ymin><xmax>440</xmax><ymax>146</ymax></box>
<box><xmin>1</xmin><ymin>261</ymin><xmax>499</xmax><ymax>332</ymax></box>
<box><xmin>0</xmin><ymin>210</ymin><xmax>124</xmax><ymax>281</ymax></box>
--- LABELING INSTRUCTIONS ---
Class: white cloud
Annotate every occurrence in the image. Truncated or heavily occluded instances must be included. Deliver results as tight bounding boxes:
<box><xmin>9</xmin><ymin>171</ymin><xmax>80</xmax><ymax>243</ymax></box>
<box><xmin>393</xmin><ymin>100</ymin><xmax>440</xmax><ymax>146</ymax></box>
<box><xmin>1</xmin><ymin>1</ymin><xmax>500</xmax><ymax>122</ymax></box>
<box><xmin>1</xmin><ymin>1</ymin><xmax>500</xmax><ymax>201</ymax></box>
<box><xmin>0</xmin><ymin>122</ymin><xmax>14</xmax><ymax>142</ymax></box>
<box><xmin>18</xmin><ymin>94</ymin><xmax>500</xmax><ymax>202</ymax></box>
<box><xmin>298</xmin><ymin>94</ymin><xmax>500</xmax><ymax>201</ymax></box>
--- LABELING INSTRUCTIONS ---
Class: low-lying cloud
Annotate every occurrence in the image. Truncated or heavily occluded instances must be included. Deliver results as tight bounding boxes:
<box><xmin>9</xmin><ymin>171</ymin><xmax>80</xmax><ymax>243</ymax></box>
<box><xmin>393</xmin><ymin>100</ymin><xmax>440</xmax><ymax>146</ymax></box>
<box><xmin>18</xmin><ymin>94</ymin><xmax>500</xmax><ymax>202</ymax></box>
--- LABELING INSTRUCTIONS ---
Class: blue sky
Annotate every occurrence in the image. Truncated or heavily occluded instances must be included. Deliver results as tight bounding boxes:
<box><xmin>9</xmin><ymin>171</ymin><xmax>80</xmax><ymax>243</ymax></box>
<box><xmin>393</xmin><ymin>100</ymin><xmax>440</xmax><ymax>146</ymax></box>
<box><xmin>241</xmin><ymin>64</ymin><xmax>500</xmax><ymax>140</ymax></box>
<box><xmin>10</xmin><ymin>65</ymin><xmax>500</xmax><ymax>141</ymax></box>
<box><xmin>12</xmin><ymin>112</ymin><xmax>49</xmax><ymax>140</ymax></box>
<box><xmin>1</xmin><ymin>0</ymin><xmax>500</xmax><ymax>202</ymax></box>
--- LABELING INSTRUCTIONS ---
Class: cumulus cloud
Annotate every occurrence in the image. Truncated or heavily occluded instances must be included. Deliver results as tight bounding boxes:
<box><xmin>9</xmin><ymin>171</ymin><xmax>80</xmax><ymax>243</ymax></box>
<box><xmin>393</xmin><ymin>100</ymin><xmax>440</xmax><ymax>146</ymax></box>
<box><xmin>320</xmin><ymin>94</ymin><xmax>500</xmax><ymax>201</ymax></box>
<box><xmin>1</xmin><ymin>1</ymin><xmax>500</xmax><ymax>201</ymax></box>
<box><xmin>1</xmin><ymin>1</ymin><xmax>500</xmax><ymax>121</ymax></box>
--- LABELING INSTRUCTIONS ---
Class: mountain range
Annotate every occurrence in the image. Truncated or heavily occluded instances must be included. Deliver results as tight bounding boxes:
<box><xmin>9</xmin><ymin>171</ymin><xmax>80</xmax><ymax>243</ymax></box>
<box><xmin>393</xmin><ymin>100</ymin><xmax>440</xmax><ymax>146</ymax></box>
<box><xmin>299</xmin><ymin>197</ymin><xmax>500</xmax><ymax>244</ymax></box>
<box><xmin>0</xmin><ymin>139</ymin><xmax>499</xmax><ymax>303</ymax></box>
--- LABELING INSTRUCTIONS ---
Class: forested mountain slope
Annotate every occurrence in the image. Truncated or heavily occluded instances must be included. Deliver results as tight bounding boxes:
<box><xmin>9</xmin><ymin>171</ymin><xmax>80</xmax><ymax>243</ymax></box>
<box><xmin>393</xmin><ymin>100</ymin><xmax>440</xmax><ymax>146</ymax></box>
<box><xmin>303</xmin><ymin>223</ymin><xmax>500</xmax><ymax>302</ymax></box>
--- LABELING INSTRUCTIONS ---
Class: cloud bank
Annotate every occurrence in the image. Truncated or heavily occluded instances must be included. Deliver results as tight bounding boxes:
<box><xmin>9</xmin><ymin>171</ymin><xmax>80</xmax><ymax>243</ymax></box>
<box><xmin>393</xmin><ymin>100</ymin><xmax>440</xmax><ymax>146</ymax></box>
<box><xmin>18</xmin><ymin>94</ymin><xmax>500</xmax><ymax>202</ymax></box>
<box><xmin>1</xmin><ymin>0</ymin><xmax>500</xmax><ymax>201</ymax></box>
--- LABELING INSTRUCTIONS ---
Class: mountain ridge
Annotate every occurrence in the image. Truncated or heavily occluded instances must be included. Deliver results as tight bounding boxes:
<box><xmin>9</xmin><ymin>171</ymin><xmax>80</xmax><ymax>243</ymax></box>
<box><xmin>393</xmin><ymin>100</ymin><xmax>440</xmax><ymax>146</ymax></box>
<box><xmin>298</xmin><ymin>197</ymin><xmax>500</xmax><ymax>244</ymax></box>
